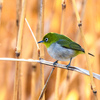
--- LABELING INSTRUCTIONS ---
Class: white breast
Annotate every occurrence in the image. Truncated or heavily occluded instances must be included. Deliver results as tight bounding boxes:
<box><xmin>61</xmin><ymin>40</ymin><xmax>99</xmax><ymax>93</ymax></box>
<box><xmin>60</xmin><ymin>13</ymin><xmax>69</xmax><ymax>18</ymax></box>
<box><xmin>47</xmin><ymin>43</ymin><xmax>76</xmax><ymax>61</ymax></box>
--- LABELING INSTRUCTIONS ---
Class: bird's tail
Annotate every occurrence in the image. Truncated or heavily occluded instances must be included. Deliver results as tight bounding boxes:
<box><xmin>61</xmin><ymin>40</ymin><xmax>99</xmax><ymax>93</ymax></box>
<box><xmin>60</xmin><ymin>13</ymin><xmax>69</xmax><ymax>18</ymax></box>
<box><xmin>83</xmin><ymin>50</ymin><xmax>94</xmax><ymax>57</ymax></box>
<box><xmin>88</xmin><ymin>52</ymin><xmax>94</xmax><ymax>57</ymax></box>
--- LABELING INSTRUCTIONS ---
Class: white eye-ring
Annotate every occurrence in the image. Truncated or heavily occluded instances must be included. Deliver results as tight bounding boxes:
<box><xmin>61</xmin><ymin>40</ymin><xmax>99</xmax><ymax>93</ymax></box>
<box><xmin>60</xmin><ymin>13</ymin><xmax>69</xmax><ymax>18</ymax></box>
<box><xmin>45</xmin><ymin>38</ymin><xmax>48</xmax><ymax>42</ymax></box>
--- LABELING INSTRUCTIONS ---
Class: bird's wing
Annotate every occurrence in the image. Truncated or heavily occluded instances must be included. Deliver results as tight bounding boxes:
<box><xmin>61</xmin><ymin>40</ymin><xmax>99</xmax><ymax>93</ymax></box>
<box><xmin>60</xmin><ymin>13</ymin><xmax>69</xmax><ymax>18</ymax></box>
<box><xmin>57</xmin><ymin>39</ymin><xmax>84</xmax><ymax>52</ymax></box>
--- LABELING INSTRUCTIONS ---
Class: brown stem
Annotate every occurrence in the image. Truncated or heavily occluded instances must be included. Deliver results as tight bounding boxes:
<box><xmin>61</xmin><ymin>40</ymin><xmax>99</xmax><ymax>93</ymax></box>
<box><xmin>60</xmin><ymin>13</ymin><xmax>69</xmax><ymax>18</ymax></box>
<box><xmin>72</xmin><ymin>0</ymin><xmax>97</xmax><ymax>99</ymax></box>
<box><xmin>39</xmin><ymin>0</ymin><xmax>45</xmax><ymax>100</ymax></box>
<box><xmin>0</xmin><ymin>0</ymin><xmax>3</xmax><ymax>25</ymax></box>
<box><xmin>13</xmin><ymin>0</ymin><xmax>27</xmax><ymax>100</ymax></box>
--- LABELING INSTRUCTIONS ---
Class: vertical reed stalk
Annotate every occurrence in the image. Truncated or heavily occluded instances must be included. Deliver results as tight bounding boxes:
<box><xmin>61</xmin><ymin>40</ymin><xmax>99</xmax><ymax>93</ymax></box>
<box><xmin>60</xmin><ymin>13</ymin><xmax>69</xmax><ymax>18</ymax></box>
<box><xmin>72</xmin><ymin>0</ymin><xmax>97</xmax><ymax>99</ymax></box>
<box><xmin>25</xmin><ymin>18</ymin><xmax>40</xmax><ymax>100</ymax></box>
<box><xmin>13</xmin><ymin>0</ymin><xmax>27</xmax><ymax>100</ymax></box>
<box><xmin>29</xmin><ymin>25</ymin><xmax>37</xmax><ymax>100</ymax></box>
<box><xmin>0</xmin><ymin>0</ymin><xmax>3</xmax><ymax>25</ymax></box>
<box><xmin>55</xmin><ymin>0</ymin><xmax>66</xmax><ymax>100</ymax></box>
<box><xmin>39</xmin><ymin>0</ymin><xmax>45</xmax><ymax>100</ymax></box>
<box><xmin>74</xmin><ymin>1</ymin><xmax>87</xmax><ymax>99</ymax></box>
<box><xmin>31</xmin><ymin>63</ymin><xmax>37</xmax><ymax>100</ymax></box>
<box><xmin>16</xmin><ymin>0</ymin><xmax>21</xmax><ymax>31</ymax></box>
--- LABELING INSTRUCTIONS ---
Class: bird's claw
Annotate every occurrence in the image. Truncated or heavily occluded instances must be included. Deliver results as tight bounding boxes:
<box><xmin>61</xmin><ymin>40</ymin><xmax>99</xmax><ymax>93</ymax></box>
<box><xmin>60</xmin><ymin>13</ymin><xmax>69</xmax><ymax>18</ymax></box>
<box><xmin>39</xmin><ymin>58</ymin><xmax>44</xmax><ymax>60</ymax></box>
<box><xmin>66</xmin><ymin>63</ymin><xmax>70</xmax><ymax>69</ymax></box>
<box><xmin>53</xmin><ymin>60</ymin><xmax>58</xmax><ymax>67</ymax></box>
<box><xmin>66</xmin><ymin>58</ymin><xmax>72</xmax><ymax>69</ymax></box>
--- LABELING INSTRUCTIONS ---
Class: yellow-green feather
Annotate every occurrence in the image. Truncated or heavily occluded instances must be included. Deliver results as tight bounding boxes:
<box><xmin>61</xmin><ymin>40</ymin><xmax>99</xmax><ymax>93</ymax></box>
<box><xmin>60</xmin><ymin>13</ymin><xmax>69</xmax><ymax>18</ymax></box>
<box><xmin>43</xmin><ymin>33</ymin><xmax>84</xmax><ymax>54</ymax></box>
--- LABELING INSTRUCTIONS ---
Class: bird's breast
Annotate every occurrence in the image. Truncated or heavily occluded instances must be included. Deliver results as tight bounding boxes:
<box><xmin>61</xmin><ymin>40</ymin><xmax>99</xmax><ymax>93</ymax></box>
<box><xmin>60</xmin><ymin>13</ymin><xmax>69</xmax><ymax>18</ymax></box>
<box><xmin>47</xmin><ymin>43</ymin><xmax>77</xmax><ymax>61</ymax></box>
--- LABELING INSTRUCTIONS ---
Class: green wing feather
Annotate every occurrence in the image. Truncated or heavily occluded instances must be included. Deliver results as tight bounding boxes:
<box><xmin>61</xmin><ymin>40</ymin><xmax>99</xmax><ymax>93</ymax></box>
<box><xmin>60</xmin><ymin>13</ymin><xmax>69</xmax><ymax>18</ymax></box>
<box><xmin>57</xmin><ymin>39</ymin><xmax>84</xmax><ymax>52</ymax></box>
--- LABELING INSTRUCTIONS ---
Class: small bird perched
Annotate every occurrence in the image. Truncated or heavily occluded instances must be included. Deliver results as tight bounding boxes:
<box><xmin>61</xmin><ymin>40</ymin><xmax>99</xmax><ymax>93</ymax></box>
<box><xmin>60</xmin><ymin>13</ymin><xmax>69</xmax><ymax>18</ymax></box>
<box><xmin>38</xmin><ymin>32</ymin><xmax>94</xmax><ymax>68</ymax></box>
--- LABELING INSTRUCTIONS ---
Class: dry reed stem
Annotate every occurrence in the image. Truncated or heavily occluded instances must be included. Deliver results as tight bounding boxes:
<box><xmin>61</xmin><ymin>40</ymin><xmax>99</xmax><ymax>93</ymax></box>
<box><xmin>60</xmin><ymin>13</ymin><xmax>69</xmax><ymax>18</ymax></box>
<box><xmin>16</xmin><ymin>0</ymin><xmax>27</xmax><ymax>54</ymax></box>
<box><xmin>72</xmin><ymin>0</ymin><xmax>97</xmax><ymax>99</ymax></box>
<box><xmin>72</xmin><ymin>0</ymin><xmax>80</xmax><ymax>23</ymax></box>
<box><xmin>31</xmin><ymin>64</ymin><xmax>36</xmax><ymax>100</ymax></box>
<box><xmin>0</xmin><ymin>0</ymin><xmax>3</xmax><ymax>25</ymax></box>
<box><xmin>74</xmin><ymin>1</ymin><xmax>87</xmax><ymax>99</ymax></box>
<box><xmin>31</xmin><ymin>31</ymin><xmax>37</xmax><ymax>100</ymax></box>
<box><xmin>39</xmin><ymin>1</ymin><xmax>58</xmax><ymax>99</ymax></box>
<box><xmin>16</xmin><ymin>2</ymin><xmax>22</xmax><ymax>99</ymax></box>
<box><xmin>13</xmin><ymin>59</ymin><xmax>20</xmax><ymax>100</ymax></box>
<box><xmin>55</xmin><ymin>0</ymin><xmax>66</xmax><ymax>100</ymax></box>
<box><xmin>75</xmin><ymin>0</ymin><xmax>87</xmax><ymax>43</ymax></box>
<box><xmin>16</xmin><ymin>0</ymin><xmax>21</xmax><ymax>29</ymax></box>
<box><xmin>80</xmin><ymin>0</ymin><xmax>87</xmax><ymax>20</ymax></box>
<box><xmin>25</xmin><ymin>17</ymin><xmax>40</xmax><ymax>99</ymax></box>
<box><xmin>13</xmin><ymin>0</ymin><xmax>21</xmax><ymax>100</ymax></box>
<box><xmin>25</xmin><ymin>18</ymin><xmax>38</xmax><ymax>100</ymax></box>
<box><xmin>31</xmin><ymin>44</ymin><xmax>37</xmax><ymax>100</ymax></box>
<box><xmin>13</xmin><ymin>0</ymin><xmax>27</xmax><ymax>100</ymax></box>
<box><xmin>39</xmin><ymin>0</ymin><xmax>45</xmax><ymax>100</ymax></box>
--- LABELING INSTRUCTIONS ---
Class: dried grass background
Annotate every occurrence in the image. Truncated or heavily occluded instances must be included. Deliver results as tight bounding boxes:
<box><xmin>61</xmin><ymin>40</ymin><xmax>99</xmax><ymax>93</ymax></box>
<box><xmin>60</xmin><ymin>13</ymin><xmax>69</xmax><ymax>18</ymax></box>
<box><xmin>0</xmin><ymin>0</ymin><xmax>100</xmax><ymax>100</ymax></box>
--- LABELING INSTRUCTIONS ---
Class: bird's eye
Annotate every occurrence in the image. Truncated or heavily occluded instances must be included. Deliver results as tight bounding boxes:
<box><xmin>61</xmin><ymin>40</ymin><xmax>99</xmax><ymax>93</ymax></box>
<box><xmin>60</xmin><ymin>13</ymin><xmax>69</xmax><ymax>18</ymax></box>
<box><xmin>45</xmin><ymin>38</ymin><xmax>48</xmax><ymax>42</ymax></box>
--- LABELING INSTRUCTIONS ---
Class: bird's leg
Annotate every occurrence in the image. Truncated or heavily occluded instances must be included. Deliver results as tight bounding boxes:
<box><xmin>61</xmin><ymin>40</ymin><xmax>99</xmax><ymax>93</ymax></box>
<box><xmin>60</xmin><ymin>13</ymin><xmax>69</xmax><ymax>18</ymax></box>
<box><xmin>66</xmin><ymin>58</ymin><xmax>72</xmax><ymax>69</ymax></box>
<box><xmin>53</xmin><ymin>60</ymin><xmax>58</xmax><ymax>67</ymax></box>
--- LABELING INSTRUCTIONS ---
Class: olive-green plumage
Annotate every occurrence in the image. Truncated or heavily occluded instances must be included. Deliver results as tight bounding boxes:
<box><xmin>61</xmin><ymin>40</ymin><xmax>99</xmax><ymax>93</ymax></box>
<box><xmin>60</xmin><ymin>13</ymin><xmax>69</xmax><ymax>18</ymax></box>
<box><xmin>38</xmin><ymin>32</ymin><xmax>94</xmax><ymax>67</ymax></box>
<box><xmin>43</xmin><ymin>32</ymin><xmax>84</xmax><ymax>52</ymax></box>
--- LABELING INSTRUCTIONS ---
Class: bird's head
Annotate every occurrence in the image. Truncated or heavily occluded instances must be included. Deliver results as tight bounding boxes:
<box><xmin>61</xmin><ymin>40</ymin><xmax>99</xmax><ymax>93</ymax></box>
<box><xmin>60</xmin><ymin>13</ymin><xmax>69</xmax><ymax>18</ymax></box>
<box><xmin>38</xmin><ymin>32</ymin><xmax>60</xmax><ymax>48</ymax></box>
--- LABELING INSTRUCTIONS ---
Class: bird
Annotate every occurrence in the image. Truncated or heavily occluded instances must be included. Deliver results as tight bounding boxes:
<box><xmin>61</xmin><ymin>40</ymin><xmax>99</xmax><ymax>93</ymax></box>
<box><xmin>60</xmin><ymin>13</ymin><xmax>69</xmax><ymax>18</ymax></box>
<box><xmin>38</xmin><ymin>32</ymin><xmax>94</xmax><ymax>68</ymax></box>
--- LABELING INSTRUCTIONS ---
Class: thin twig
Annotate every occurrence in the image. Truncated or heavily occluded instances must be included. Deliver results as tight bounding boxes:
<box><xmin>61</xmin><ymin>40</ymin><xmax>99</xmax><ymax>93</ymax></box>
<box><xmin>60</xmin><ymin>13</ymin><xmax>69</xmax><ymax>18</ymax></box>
<box><xmin>72</xmin><ymin>0</ymin><xmax>97</xmax><ymax>99</ymax></box>
<box><xmin>25</xmin><ymin>18</ymin><xmax>40</xmax><ymax>50</ymax></box>
<box><xmin>0</xmin><ymin>58</ymin><xmax>100</xmax><ymax>80</ymax></box>
<box><xmin>38</xmin><ymin>67</ymin><xmax>55</xmax><ymax>100</ymax></box>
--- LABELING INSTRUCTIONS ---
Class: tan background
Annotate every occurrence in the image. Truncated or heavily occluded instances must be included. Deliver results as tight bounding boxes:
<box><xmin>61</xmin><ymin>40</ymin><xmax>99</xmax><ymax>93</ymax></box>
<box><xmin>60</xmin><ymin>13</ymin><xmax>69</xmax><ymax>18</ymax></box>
<box><xmin>0</xmin><ymin>0</ymin><xmax>100</xmax><ymax>100</ymax></box>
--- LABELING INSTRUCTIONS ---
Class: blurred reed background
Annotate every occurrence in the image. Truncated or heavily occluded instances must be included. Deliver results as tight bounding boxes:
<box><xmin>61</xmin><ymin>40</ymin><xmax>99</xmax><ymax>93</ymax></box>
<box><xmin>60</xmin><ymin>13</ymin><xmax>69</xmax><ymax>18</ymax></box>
<box><xmin>0</xmin><ymin>0</ymin><xmax>100</xmax><ymax>100</ymax></box>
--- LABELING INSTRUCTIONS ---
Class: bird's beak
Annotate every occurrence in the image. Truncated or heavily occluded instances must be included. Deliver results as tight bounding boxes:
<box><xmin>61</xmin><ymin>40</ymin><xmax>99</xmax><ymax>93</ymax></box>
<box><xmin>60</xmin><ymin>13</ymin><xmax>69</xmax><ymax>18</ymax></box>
<box><xmin>38</xmin><ymin>40</ymin><xmax>44</xmax><ymax>43</ymax></box>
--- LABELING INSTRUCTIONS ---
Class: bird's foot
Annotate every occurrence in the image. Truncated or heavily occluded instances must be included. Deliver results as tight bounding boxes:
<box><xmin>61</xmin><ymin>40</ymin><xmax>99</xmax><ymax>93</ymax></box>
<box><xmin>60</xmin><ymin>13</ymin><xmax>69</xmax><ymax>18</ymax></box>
<box><xmin>66</xmin><ymin>63</ymin><xmax>70</xmax><ymax>69</ymax></box>
<box><xmin>53</xmin><ymin>60</ymin><xmax>58</xmax><ymax>67</ymax></box>
<box><xmin>66</xmin><ymin>58</ymin><xmax>72</xmax><ymax>69</ymax></box>
<box><xmin>39</xmin><ymin>58</ymin><xmax>44</xmax><ymax>60</ymax></box>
